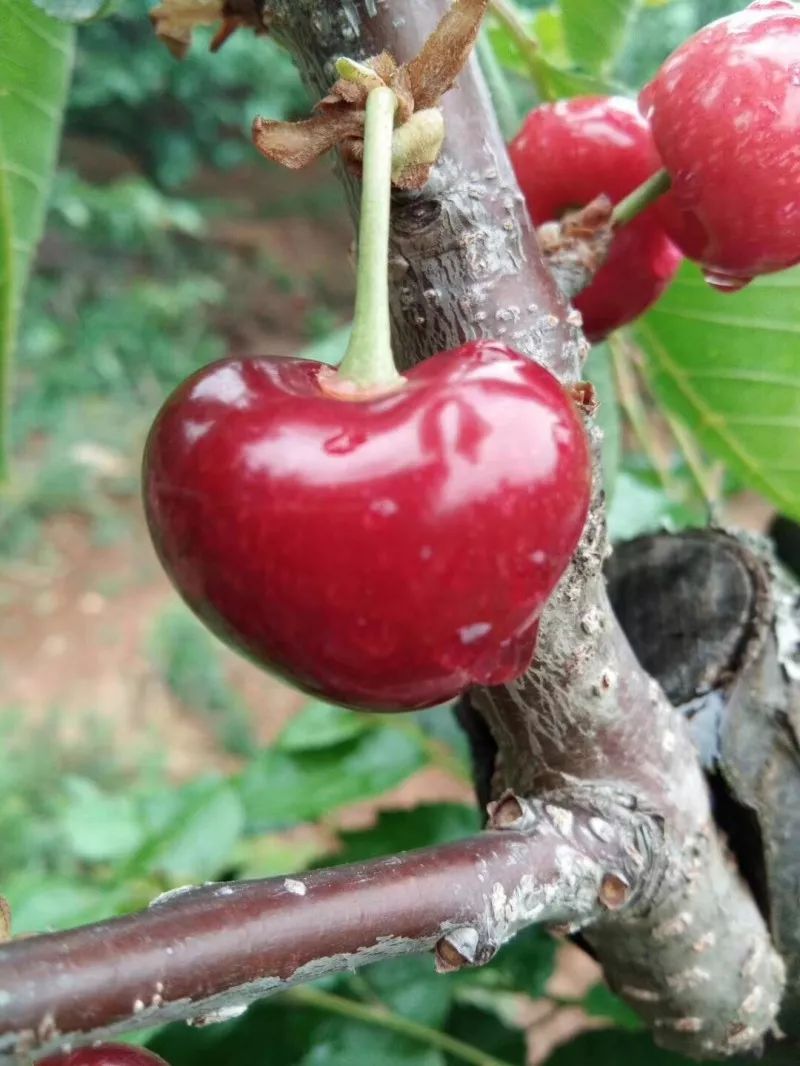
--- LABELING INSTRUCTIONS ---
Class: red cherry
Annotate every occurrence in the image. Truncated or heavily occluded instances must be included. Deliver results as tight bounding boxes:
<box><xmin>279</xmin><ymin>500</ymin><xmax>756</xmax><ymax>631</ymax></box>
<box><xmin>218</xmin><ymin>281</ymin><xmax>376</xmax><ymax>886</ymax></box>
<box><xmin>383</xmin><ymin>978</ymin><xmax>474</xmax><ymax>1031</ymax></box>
<box><xmin>642</xmin><ymin>0</ymin><xmax>800</xmax><ymax>283</ymax></box>
<box><xmin>39</xmin><ymin>1046</ymin><xmax>168</xmax><ymax>1066</ymax></box>
<box><xmin>143</xmin><ymin>342</ymin><xmax>591</xmax><ymax>711</ymax></box>
<box><xmin>509</xmin><ymin>97</ymin><xmax>682</xmax><ymax>342</ymax></box>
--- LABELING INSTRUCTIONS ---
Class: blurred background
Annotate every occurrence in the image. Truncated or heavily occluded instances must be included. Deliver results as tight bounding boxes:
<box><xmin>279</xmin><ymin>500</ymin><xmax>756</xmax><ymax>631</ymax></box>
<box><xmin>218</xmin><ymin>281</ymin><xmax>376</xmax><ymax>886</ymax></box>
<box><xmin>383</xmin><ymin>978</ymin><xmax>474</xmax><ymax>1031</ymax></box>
<box><xmin>0</xmin><ymin>1</ymin><xmax>788</xmax><ymax>1063</ymax></box>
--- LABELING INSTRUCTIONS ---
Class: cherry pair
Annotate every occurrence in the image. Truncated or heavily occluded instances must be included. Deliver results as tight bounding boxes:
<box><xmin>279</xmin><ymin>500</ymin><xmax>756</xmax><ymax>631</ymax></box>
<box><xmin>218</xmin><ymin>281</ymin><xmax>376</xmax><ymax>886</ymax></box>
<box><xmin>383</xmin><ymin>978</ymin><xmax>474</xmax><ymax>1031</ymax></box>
<box><xmin>511</xmin><ymin>0</ymin><xmax>800</xmax><ymax>330</ymax></box>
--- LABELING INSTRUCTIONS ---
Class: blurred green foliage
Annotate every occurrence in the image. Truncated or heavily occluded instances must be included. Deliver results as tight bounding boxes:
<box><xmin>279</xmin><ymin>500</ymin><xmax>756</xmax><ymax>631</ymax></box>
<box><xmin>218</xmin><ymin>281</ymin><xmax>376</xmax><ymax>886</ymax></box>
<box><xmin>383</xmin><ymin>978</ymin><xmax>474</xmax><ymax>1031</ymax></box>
<box><xmin>149</xmin><ymin>605</ymin><xmax>257</xmax><ymax>756</ymax></box>
<box><xmin>69</xmin><ymin>0</ymin><xmax>309</xmax><ymax>187</ymax></box>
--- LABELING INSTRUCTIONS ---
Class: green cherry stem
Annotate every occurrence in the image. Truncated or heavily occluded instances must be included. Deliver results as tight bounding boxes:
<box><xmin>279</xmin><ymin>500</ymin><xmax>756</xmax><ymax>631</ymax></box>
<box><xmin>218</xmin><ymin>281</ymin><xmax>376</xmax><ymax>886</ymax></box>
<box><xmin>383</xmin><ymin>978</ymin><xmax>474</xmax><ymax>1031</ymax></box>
<box><xmin>334</xmin><ymin>83</ymin><xmax>404</xmax><ymax>393</ymax></box>
<box><xmin>611</xmin><ymin>168</ymin><xmax>672</xmax><ymax>229</ymax></box>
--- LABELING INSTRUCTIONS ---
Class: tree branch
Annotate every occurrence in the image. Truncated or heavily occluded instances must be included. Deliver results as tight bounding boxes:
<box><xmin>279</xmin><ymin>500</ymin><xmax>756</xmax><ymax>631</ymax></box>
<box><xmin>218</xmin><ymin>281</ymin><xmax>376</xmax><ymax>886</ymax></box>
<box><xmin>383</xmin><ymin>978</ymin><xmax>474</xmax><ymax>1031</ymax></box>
<box><xmin>0</xmin><ymin>810</ymin><xmax>650</xmax><ymax>1060</ymax></box>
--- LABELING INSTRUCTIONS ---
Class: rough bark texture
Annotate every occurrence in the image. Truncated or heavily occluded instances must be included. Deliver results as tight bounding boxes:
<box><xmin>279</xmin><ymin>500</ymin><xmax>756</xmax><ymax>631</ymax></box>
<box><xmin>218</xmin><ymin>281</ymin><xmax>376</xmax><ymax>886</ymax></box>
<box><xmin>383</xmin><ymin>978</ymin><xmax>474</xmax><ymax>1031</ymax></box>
<box><xmin>715</xmin><ymin>553</ymin><xmax>800</xmax><ymax>1039</ymax></box>
<box><xmin>606</xmin><ymin>530</ymin><xmax>800</xmax><ymax>1049</ymax></box>
<box><xmin>0</xmin><ymin>816</ymin><xmax>650</xmax><ymax>1060</ymax></box>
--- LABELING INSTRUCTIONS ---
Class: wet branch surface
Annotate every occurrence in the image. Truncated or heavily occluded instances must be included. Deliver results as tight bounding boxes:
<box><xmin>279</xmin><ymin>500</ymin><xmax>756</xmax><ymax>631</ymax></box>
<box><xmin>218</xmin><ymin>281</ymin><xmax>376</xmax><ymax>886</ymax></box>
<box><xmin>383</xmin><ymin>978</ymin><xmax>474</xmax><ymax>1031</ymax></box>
<box><xmin>1</xmin><ymin>1</ymin><xmax>797</xmax><ymax>1061</ymax></box>
<box><xmin>0</xmin><ymin>818</ymin><xmax>647</xmax><ymax>1059</ymax></box>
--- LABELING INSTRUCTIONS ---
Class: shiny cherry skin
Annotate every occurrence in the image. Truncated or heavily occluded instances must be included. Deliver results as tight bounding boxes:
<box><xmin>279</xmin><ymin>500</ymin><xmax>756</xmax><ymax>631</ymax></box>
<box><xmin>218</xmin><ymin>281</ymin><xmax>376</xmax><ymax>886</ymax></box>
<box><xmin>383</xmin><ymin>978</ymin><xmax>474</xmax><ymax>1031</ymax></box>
<box><xmin>509</xmin><ymin>97</ymin><xmax>682</xmax><ymax>342</ymax></box>
<box><xmin>143</xmin><ymin>342</ymin><xmax>591</xmax><ymax>711</ymax></box>
<box><xmin>642</xmin><ymin>0</ymin><xmax>800</xmax><ymax>285</ymax></box>
<box><xmin>39</xmin><ymin>1046</ymin><xmax>169</xmax><ymax>1066</ymax></box>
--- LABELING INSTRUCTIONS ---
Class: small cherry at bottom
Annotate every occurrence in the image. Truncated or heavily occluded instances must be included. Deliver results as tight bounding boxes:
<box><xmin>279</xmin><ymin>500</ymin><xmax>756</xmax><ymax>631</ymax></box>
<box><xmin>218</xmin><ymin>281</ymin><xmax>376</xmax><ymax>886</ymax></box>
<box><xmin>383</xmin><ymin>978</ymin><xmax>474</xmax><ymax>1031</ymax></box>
<box><xmin>143</xmin><ymin>341</ymin><xmax>591</xmax><ymax>711</ymax></box>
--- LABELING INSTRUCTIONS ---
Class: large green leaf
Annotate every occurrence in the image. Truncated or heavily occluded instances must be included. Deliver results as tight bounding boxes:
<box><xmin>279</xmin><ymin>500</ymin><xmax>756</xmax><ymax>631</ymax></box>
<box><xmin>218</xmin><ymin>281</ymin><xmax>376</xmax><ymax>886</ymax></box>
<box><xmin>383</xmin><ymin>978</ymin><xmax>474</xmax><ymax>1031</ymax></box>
<box><xmin>152</xmin><ymin>994</ymin><xmax>446</xmax><ymax>1066</ymax></box>
<box><xmin>560</xmin><ymin>0</ymin><xmax>640</xmax><ymax>74</ymax></box>
<box><xmin>132</xmin><ymin>777</ymin><xmax>245</xmax><ymax>881</ymax></box>
<box><xmin>360</xmin><ymin>956</ymin><xmax>454</xmax><ymax>1030</ymax></box>
<box><xmin>3</xmin><ymin>872</ymin><xmax>119</xmax><ymax>934</ymax></box>
<box><xmin>487</xmin><ymin>15</ymin><xmax>622</xmax><ymax>101</ymax></box>
<box><xmin>60</xmin><ymin>776</ymin><xmax>145</xmax><ymax>863</ymax></box>
<box><xmin>239</xmin><ymin>728</ymin><xmax>428</xmax><ymax>831</ymax></box>
<box><xmin>635</xmin><ymin>263</ymin><xmax>800</xmax><ymax>521</ymax></box>
<box><xmin>0</xmin><ymin>0</ymin><xmax>73</xmax><ymax>475</ymax></box>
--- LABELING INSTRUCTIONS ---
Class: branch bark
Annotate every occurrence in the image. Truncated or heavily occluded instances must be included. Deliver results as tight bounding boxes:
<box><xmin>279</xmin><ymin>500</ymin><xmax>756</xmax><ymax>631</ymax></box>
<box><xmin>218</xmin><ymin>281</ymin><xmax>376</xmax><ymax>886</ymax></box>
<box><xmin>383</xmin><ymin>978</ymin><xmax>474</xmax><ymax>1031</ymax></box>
<box><xmin>0</xmin><ymin>812</ymin><xmax>650</xmax><ymax>1060</ymax></box>
<box><xmin>605</xmin><ymin>529</ymin><xmax>800</xmax><ymax>1055</ymax></box>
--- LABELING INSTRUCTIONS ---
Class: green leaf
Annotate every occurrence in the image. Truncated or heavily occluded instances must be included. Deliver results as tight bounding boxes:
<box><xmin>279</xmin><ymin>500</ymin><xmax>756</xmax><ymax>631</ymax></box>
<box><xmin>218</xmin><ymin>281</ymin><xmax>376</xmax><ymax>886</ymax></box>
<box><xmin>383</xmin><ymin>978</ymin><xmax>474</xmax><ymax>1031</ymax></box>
<box><xmin>29</xmin><ymin>0</ymin><xmax>114</xmax><ymax>21</ymax></box>
<box><xmin>331</xmin><ymin>805</ymin><xmax>481</xmax><ymax>866</ymax></box>
<box><xmin>560</xmin><ymin>0</ymin><xmax>640</xmax><ymax>74</ymax></box>
<box><xmin>232</xmin><ymin>830</ymin><xmax>330</xmax><ymax>880</ymax></box>
<box><xmin>60</xmin><ymin>776</ymin><xmax>145</xmax><ymax>862</ymax></box>
<box><xmin>478</xmin><ymin>926</ymin><xmax>557</xmax><ymax>999</ymax></box>
<box><xmin>487</xmin><ymin>15</ymin><xmax>539</xmax><ymax>77</ymax></box>
<box><xmin>359</xmin><ymin>956</ymin><xmax>454</xmax><ymax>1030</ymax></box>
<box><xmin>4</xmin><ymin>872</ymin><xmax>118</xmax><ymax>934</ymax></box>
<box><xmin>0</xmin><ymin>0</ymin><xmax>73</xmax><ymax>475</ymax></box>
<box><xmin>240</xmin><ymin>729</ymin><xmax>428</xmax><ymax>831</ymax></box>
<box><xmin>149</xmin><ymin>1000</ymin><xmax>331</xmax><ymax>1066</ymax></box>
<box><xmin>534</xmin><ymin>58</ymin><xmax>624</xmax><ymax>99</ymax></box>
<box><xmin>300</xmin><ymin>1020</ymin><xmax>444</xmax><ymax>1066</ymax></box>
<box><xmin>150</xmin><ymin>995</ymin><xmax>445</xmax><ymax>1066</ymax></box>
<box><xmin>635</xmin><ymin>263</ymin><xmax>800</xmax><ymax>521</ymax></box>
<box><xmin>133</xmin><ymin>778</ymin><xmax>245</xmax><ymax>881</ymax></box>
<box><xmin>444</xmin><ymin>1005</ymin><xmax>526</xmax><ymax>1065</ymax></box>
<box><xmin>585</xmin><ymin>344</ymin><xmax>621</xmax><ymax>497</ymax></box>
<box><xmin>533</xmin><ymin>9</ymin><xmax>571</xmax><ymax>67</ymax></box>
<box><xmin>546</xmin><ymin>1029</ymin><xmax>690</xmax><ymax>1064</ymax></box>
<box><xmin>277</xmin><ymin>700</ymin><xmax>370</xmax><ymax>753</ymax></box>
<box><xmin>487</xmin><ymin>18</ymin><xmax>620</xmax><ymax>101</ymax></box>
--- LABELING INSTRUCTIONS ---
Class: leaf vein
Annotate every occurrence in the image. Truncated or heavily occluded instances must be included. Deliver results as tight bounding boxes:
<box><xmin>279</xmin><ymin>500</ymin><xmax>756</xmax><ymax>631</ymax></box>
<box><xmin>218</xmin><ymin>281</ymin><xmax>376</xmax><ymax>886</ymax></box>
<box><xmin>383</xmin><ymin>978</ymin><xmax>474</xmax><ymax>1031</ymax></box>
<box><xmin>637</xmin><ymin>322</ymin><xmax>796</xmax><ymax>513</ymax></box>
<box><xmin>6</xmin><ymin>4</ymin><xmax>72</xmax><ymax>54</ymax></box>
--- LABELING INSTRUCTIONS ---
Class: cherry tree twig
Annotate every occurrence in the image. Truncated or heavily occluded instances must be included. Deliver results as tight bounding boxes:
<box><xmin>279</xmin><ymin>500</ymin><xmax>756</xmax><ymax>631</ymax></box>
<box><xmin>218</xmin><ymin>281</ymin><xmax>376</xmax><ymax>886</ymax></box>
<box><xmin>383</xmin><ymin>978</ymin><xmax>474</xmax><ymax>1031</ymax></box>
<box><xmin>0</xmin><ymin>816</ymin><xmax>648</xmax><ymax>1060</ymax></box>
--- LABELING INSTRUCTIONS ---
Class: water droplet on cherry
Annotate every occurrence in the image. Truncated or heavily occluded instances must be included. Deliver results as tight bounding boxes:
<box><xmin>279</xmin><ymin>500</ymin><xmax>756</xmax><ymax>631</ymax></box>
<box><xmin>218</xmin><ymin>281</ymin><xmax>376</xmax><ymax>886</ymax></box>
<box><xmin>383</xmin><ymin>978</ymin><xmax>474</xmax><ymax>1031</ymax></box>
<box><xmin>702</xmin><ymin>270</ymin><xmax>752</xmax><ymax>293</ymax></box>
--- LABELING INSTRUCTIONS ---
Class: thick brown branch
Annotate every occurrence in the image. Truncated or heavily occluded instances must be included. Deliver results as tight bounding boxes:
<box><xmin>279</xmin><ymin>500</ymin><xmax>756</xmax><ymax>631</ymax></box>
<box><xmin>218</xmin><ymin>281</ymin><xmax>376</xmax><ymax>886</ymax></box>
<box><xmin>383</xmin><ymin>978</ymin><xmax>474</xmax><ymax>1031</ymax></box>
<box><xmin>606</xmin><ymin>530</ymin><xmax>800</xmax><ymax>1053</ymax></box>
<box><xmin>0</xmin><ymin>815</ymin><xmax>648</xmax><ymax>1060</ymax></box>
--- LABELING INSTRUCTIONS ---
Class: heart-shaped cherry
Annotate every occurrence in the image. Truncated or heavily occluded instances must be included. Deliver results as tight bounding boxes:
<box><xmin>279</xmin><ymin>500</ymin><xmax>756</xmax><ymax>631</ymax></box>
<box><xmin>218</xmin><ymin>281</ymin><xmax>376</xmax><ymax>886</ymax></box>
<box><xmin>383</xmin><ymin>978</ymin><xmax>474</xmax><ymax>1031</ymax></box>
<box><xmin>144</xmin><ymin>342</ymin><xmax>590</xmax><ymax>711</ymax></box>
<box><xmin>39</xmin><ymin>1046</ymin><xmax>169</xmax><ymax>1066</ymax></box>
<box><xmin>144</xmin><ymin>83</ymin><xmax>591</xmax><ymax>711</ymax></box>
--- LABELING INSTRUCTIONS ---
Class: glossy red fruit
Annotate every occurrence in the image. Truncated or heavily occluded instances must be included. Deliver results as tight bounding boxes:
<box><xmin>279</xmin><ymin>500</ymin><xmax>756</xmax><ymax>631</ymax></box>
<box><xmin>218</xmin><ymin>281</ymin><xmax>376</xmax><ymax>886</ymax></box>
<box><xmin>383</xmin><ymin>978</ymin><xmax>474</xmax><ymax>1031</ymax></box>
<box><xmin>39</xmin><ymin>1046</ymin><xmax>168</xmax><ymax>1066</ymax></box>
<box><xmin>642</xmin><ymin>0</ymin><xmax>800</xmax><ymax>285</ymax></box>
<box><xmin>509</xmin><ymin>97</ymin><xmax>682</xmax><ymax>342</ymax></box>
<box><xmin>144</xmin><ymin>342</ymin><xmax>591</xmax><ymax>711</ymax></box>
